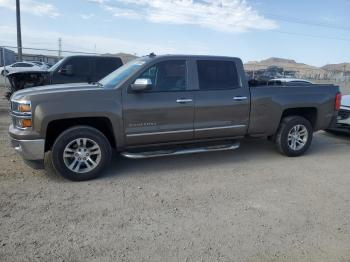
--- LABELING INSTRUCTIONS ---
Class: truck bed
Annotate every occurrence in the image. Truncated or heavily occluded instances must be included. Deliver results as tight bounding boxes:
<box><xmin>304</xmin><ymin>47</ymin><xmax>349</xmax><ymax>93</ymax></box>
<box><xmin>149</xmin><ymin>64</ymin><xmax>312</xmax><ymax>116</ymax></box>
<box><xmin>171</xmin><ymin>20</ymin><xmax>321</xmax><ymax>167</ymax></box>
<box><xmin>248</xmin><ymin>84</ymin><xmax>339</xmax><ymax>136</ymax></box>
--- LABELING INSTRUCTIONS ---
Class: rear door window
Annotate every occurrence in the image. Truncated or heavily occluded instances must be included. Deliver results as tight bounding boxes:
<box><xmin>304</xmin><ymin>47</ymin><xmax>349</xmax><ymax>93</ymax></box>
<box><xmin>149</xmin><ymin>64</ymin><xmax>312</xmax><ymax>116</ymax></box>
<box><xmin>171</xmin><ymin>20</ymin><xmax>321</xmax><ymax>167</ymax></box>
<box><xmin>13</xmin><ymin>63</ymin><xmax>33</xmax><ymax>67</ymax></box>
<box><xmin>197</xmin><ymin>60</ymin><xmax>240</xmax><ymax>90</ymax></box>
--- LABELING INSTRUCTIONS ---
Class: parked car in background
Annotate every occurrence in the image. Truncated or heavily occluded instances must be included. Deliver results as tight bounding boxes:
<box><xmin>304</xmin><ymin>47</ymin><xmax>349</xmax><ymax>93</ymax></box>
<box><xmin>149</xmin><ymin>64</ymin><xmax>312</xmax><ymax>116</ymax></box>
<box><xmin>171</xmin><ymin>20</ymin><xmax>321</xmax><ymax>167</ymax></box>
<box><xmin>327</xmin><ymin>95</ymin><xmax>350</xmax><ymax>133</ymax></box>
<box><xmin>268</xmin><ymin>78</ymin><xmax>313</xmax><ymax>86</ymax></box>
<box><xmin>0</xmin><ymin>62</ymin><xmax>44</xmax><ymax>76</ymax></box>
<box><xmin>5</xmin><ymin>55</ymin><xmax>124</xmax><ymax>94</ymax></box>
<box><xmin>9</xmin><ymin>54</ymin><xmax>340</xmax><ymax>181</ymax></box>
<box><xmin>28</xmin><ymin>61</ymin><xmax>51</xmax><ymax>69</ymax></box>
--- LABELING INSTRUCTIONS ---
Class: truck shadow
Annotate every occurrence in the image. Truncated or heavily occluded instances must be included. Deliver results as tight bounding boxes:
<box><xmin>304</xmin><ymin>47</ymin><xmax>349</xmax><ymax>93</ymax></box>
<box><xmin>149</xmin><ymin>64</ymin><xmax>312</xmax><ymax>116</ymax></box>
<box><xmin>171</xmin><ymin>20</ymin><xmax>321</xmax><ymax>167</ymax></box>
<box><xmin>101</xmin><ymin>133</ymin><xmax>349</xmax><ymax>180</ymax></box>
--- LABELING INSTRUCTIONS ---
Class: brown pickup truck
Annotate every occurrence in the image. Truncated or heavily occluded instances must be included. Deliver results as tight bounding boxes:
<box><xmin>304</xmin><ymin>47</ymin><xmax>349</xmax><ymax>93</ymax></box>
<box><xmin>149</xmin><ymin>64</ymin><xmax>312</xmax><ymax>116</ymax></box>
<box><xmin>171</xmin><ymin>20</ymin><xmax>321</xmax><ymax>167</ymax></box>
<box><xmin>9</xmin><ymin>54</ymin><xmax>341</xmax><ymax>181</ymax></box>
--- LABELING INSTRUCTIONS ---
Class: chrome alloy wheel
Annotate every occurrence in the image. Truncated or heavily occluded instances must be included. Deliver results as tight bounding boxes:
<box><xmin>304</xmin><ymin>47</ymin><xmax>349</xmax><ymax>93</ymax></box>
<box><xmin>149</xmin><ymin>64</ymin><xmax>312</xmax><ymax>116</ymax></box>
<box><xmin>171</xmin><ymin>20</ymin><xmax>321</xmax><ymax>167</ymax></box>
<box><xmin>287</xmin><ymin>124</ymin><xmax>308</xmax><ymax>151</ymax></box>
<box><xmin>63</xmin><ymin>138</ymin><xmax>102</xmax><ymax>173</ymax></box>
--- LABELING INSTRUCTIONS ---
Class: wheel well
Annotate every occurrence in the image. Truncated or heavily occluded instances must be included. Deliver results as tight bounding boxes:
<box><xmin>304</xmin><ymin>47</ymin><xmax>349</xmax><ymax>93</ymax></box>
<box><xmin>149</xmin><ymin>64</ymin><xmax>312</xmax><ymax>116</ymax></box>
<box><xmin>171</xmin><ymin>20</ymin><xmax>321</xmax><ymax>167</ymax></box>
<box><xmin>281</xmin><ymin>108</ymin><xmax>317</xmax><ymax>127</ymax></box>
<box><xmin>45</xmin><ymin>117</ymin><xmax>116</xmax><ymax>151</ymax></box>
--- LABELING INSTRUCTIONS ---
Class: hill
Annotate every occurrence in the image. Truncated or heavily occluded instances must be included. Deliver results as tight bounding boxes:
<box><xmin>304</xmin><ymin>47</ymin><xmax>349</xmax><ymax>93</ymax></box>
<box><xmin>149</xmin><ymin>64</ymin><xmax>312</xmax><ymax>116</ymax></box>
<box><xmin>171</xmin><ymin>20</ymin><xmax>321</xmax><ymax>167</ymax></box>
<box><xmin>245</xmin><ymin>58</ymin><xmax>350</xmax><ymax>81</ymax></box>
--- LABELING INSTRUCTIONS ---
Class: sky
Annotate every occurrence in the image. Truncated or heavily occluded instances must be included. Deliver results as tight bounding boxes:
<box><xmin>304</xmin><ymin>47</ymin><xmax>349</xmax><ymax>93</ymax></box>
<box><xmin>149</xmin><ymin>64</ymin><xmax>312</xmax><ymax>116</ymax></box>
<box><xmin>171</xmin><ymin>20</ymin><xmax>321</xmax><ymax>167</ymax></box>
<box><xmin>0</xmin><ymin>0</ymin><xmax>350</xmax><ymax>66</ymax></box>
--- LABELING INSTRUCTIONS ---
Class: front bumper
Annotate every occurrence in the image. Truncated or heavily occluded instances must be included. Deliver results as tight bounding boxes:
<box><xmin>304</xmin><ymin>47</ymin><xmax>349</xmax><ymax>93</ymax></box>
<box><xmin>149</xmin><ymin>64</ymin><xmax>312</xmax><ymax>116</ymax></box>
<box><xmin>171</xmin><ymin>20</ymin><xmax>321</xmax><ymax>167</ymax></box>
<box><xmin>10</xmin><ymin>138</ymin><xmax>45</xmax><ymax>160</ymax></box>
<box><xmin>327</xmin><ymin>108</ymin><xmax>350</xmax><ymax>132</ymax></box>
<box><xmin>337</xmin><ymin>108</ymin><xmax>350</xmax><ymax>126</ymax></box>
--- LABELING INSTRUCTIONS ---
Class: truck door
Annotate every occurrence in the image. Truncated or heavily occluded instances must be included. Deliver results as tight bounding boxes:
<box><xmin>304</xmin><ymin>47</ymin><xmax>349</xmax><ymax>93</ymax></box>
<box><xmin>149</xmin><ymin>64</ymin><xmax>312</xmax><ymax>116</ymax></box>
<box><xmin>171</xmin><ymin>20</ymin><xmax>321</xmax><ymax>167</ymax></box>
<box><xmin>52</xmin><ymin>56</ymin><xmax>93</xmax><ymax>84</ymax></box>
<box><xmin>123</xmin><ymin>59</ymin><xmax>194</xmax><ymax>146</ymax></box>
<box><xmin>193</xmin><ymin>59</ymin><xmax>250</xmax><ymax>139</ymax></box>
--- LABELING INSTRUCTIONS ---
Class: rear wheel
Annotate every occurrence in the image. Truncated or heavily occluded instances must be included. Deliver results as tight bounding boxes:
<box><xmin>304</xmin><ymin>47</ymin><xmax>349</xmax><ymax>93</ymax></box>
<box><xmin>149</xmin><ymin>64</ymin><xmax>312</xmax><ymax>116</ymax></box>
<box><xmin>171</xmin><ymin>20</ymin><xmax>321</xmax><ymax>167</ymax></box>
<box><xmin>275</xmin><ymin>116</ymin><xmax>313</xmax><ymax>157</ymax></box>
<box><xmin>51</xmin><ymin>126</ymin><xmax>112</xmax><ymax>181</ymax></box>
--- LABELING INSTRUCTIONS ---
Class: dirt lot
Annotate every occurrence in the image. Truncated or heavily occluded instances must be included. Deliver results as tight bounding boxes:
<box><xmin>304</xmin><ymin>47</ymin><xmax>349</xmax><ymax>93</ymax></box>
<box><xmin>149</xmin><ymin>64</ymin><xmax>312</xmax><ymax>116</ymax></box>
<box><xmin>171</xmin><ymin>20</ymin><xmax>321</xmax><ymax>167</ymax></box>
<box><xmin>1</xmin><ymin>84</ymin><xmax>350</xmax><ymax>262</ymax></box>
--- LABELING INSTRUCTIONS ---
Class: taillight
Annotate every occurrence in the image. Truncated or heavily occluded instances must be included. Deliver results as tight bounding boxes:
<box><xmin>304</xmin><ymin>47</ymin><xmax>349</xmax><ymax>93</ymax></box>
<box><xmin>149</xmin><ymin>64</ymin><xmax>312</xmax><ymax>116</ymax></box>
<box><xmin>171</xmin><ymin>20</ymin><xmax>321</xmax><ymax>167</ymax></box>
<box><xmin>335</xmin><ymin>93</ymin><xmax>342</xmax><ymax>111</ymax></box>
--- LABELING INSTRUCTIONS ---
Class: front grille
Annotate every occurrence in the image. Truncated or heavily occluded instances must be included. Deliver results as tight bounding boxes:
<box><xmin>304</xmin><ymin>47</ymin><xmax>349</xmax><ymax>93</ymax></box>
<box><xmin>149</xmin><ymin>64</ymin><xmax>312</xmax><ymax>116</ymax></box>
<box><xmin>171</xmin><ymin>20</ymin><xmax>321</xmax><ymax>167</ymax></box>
<box><xmin>338</xmin><ymin>109</ymin><xmax>350</xmax><ymax>120</ymax></box>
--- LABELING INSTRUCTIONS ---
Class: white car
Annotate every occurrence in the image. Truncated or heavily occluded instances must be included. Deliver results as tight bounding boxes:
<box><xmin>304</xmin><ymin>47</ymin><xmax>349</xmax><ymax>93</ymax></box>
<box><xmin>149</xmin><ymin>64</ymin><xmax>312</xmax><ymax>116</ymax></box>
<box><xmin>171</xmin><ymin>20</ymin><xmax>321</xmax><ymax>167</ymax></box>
<box><xmin>0</xmin><ymin>62</ymin><xmax>45</xmax><ymax>76</ymax></box>
<box><xmin>268</xmin><ymin>78</ymin><xmax>313</xmax><ymax>86</ymax></box>
<box><xmin>327</xmin><ymin>95</ymin><xmax>350</xmax><ymax>133</ymax></box>
<box><xmin>28</xmin><ymin>61</ymin><xmax>51</xmax><ymax>69</ymax></box>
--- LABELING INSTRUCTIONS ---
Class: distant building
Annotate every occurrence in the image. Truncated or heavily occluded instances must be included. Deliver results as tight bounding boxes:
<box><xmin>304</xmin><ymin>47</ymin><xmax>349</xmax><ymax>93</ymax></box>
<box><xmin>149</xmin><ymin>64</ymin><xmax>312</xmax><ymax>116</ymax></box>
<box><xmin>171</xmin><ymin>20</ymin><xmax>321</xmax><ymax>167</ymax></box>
<box><xmin>0</xmin><ymin>47</ymin><xmax>16</xmax><ymax>66</ymax></box>
<box><xmin>15</xmin><ymin>53</ymin><xmax>60</xmax><ymax>66</ymax></box>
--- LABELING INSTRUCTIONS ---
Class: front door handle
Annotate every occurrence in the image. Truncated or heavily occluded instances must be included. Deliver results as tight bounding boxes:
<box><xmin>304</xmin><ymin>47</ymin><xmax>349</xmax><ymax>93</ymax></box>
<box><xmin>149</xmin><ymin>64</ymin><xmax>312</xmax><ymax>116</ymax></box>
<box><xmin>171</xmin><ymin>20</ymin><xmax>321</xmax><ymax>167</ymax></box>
<box><xmin>233</xmin><ymin>96</ymin><xmax>248</xmax><ymax>101</ymax></box>
<box><xmin>176</xmin><ymin>98</ymin><xmax>193</xmax><ymax>104</ymax></box>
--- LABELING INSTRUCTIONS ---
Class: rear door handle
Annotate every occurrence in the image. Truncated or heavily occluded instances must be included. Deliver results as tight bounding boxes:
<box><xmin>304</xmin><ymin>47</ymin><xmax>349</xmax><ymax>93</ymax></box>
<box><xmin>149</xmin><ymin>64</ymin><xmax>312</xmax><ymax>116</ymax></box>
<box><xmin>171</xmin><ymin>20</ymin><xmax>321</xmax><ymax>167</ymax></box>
<box><xmin>233</xmin><ymin>96</ymin><xmax>248</xmax><ymax>101</ymax></box>
<box><xmin>176</xmin><ymin>98</ymin><xmax>193</xmax><ymax>103</ymax></box>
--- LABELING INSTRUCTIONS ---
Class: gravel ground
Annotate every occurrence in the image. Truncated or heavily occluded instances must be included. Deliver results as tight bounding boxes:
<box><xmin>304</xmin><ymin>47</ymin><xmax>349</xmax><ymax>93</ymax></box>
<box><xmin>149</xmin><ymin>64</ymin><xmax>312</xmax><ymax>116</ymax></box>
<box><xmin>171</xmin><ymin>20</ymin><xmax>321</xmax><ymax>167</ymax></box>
<box><xmin>1</xmin><ymin>85</ymin><xmax>350</xmax><ymax>262</ymax></box>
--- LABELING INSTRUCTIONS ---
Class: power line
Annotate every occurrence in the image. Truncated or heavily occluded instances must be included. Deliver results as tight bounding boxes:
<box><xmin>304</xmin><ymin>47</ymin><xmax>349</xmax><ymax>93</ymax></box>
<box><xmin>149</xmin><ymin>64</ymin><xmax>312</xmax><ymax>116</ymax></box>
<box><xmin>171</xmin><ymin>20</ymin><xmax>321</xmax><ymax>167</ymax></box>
<box><xmin>264</xmin><ymin>13</ymin><xmax>350</xmax><ymax>32</ymax></box>
<box><xmin>0</xmin><ymin>45</ymin><xmax>100</xmax><ymax>55</ymax></box>
<box><xmin>273</xmin><ymin>30</ymin><xmax>350</xmax><ymax>42</ymax></box>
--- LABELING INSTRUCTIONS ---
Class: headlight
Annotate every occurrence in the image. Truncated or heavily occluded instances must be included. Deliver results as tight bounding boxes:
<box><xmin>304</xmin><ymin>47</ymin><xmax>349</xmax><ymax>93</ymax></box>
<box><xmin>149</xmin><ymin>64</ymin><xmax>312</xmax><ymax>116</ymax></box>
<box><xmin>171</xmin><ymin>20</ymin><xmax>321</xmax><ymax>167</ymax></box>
<box><xmin>11</xmin><ymin>100</ymin><xmax>32</xmax><ymax>114</ymax></box>
<box><xmin>13</xmin><ymin>116</ymin><xmax>33</xmax><ymax>129</ymax></box>
<box><xmin>11</xmin><ymin>100</ymin><xmax>32</xmax><ymax>129</ymax></box>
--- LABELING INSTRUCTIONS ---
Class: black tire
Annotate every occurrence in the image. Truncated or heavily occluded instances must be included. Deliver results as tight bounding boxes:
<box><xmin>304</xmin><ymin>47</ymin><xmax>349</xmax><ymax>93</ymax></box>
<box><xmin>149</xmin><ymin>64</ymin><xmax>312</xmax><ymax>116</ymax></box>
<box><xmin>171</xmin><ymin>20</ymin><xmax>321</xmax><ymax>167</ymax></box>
<box><xmin>275</xmin><ymin>116</ymin><xmax>313</xmax><ymax>157</ymax></box>
<box><xmin>51</xmin><ymin>126</ymin><xmax>112</xmax><ymax>181</ymax></box>
<box><xmin>1</xmin><ymin>70</ymin><xmax>8</xmax><ymax>76</ymax></box>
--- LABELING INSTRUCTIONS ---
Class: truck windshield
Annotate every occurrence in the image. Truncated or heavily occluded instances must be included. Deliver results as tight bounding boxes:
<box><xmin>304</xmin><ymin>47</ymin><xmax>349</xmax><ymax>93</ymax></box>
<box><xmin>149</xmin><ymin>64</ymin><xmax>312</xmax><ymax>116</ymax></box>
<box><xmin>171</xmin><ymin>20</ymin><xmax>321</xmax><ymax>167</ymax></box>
<box><xmin>48</xmin><ymin>59</ymin><xmax>64</xmax><ymax>72</ymax></box>
<box><xmin>99</xmin><ymin>59</ymin><xmax>147</xmax><ymax>88</ymax></box>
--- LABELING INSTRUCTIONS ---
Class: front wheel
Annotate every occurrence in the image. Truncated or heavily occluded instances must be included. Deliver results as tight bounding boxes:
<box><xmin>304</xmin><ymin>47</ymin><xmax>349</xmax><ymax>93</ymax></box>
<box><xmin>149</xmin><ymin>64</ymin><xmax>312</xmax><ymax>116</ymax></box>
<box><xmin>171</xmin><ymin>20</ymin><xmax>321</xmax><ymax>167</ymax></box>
<box><xmin>275</xmin><ymin>116</ymin><xmax>313</xmax><ymax>157</ymax></box>
<box><xmin>51</xmin><ymin>126</ymin><xmax>112</xmax><ymax>181</ymax></box>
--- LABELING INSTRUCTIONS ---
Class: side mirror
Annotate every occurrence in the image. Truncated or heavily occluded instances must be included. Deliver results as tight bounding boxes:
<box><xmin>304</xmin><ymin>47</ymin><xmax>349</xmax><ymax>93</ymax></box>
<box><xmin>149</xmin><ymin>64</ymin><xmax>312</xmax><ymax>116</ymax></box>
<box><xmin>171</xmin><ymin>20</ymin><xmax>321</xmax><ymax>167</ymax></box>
<box><xmin>59</xmin><ymin>64</ymin><xmax>73</xmax><ymax>75</ymax></box>
<box><xmin>130</xmin><ymin>78</ymin><xmax>152</xmax><ymax>92</ymax></box>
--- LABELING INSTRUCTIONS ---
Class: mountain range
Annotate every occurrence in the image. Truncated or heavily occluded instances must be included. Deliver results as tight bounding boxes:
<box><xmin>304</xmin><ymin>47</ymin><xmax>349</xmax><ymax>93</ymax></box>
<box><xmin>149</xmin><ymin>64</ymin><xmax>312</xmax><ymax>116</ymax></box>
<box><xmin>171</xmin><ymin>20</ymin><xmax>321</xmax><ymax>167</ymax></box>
<box><xmin>244</xmin><ymin>57</ymin><xmax>350</xmax><ymax>80</ymax></box>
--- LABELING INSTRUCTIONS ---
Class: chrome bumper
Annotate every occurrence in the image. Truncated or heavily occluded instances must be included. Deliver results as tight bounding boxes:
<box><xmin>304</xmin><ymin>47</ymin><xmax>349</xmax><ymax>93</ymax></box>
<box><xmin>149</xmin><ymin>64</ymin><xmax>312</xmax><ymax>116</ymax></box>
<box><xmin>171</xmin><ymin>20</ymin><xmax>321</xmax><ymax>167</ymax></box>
<box><xmin>337</xmin><ymin>108</ymin><xmax>350</xmax><ymax>126</ymax></box>
<box><xmin>10</xmin><ymin>138</ymin><xmax>45</xmax><ymax>160</ymax></box>
<box><xmin>338</xmin><ymin>117</ymin><xmax>350</xmax><ymax>126</ymax></box>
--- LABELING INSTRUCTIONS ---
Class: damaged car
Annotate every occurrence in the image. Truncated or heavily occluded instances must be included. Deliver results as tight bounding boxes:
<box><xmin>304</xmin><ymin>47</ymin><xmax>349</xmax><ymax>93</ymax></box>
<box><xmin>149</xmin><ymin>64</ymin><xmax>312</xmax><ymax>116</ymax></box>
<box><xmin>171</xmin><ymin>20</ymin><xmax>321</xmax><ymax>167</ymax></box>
<box><xmin>5</xmin><ymin>55</ymin><xmax>123</xmax><ymax>95</ymax></box>
<box><xmin>327</xmin><ymin>95</ymin><xmax>350</xmax><ymax>133</ymax></box>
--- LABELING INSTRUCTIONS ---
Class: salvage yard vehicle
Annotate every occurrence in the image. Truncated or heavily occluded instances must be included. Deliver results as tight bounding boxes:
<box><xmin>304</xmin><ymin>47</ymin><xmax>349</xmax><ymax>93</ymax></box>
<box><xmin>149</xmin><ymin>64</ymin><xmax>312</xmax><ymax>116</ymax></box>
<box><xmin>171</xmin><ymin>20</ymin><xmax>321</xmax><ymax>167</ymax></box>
<box><xmin>268</xmin><ymin>78</ymin><xmax>313</xmax><ymax>86</ymax></box>
<box><xmin>28</xmin><ymin>61</ymin><xmax>51</xmax><ymax>69</ymax></box>
<box><xmin>6</xmin><ymin>55</ymin><xmax>123</xmax><ymax>94</ymax></box>
<box><xmin>9</xmin><ymin>54</ymin><xmax>341</xmax><ymax>181</ymax></box>
<box><xmin>327</xmin><ymin>95</ymin><xmax>350</xmax><ymax>133</ymax></box>
<box><xmin>0</xmin><ymin>61</ymin><xmax>44</xmax><ymax>76</ymax></box>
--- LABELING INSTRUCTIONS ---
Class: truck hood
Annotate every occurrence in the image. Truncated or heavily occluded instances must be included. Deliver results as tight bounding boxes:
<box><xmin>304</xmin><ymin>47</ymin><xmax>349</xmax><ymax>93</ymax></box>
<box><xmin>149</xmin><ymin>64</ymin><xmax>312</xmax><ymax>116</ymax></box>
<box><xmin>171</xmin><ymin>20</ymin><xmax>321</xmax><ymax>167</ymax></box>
<box><xmin>11</xmin><ymin>83</ymin><xmax>99</xmax><ymax>101</ymax></box>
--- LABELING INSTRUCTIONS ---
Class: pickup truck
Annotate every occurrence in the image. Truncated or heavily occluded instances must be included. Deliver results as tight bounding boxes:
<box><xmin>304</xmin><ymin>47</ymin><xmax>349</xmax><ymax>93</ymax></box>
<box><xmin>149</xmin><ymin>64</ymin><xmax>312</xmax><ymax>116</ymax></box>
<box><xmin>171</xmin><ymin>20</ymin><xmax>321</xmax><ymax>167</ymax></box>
<box><xmin>9</xmin><ymin>54</ymin><xmax>341</xmax><ymax>181</ymax></box>
<box><xmin>6</xmin><ymin>55</ymin><xmax>123</xmax><ymax>94</ymax></box>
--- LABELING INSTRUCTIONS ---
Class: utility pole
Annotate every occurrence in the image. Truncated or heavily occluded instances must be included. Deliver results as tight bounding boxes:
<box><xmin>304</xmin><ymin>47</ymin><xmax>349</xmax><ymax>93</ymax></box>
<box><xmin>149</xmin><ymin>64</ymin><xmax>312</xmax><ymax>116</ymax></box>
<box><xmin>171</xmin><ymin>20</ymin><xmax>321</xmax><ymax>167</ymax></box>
<box><xmin>16</xmin><ymin>0</ymin><xmax>23</xmax><ymax>61</ymax></box>
<box><xmin>58</xmin><ymin>38</ymin><xmax>62</xmax><ymax>59</ymax></box>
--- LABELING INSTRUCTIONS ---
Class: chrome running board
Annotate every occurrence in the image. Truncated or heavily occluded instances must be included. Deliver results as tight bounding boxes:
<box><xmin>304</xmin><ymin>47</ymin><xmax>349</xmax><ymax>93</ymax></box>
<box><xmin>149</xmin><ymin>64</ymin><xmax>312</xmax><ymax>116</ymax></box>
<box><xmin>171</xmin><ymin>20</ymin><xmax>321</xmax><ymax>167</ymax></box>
<box><xmin>121</xmin><ymin>142</ymin><xmax>240</xmax><ymax>159</ymax></box>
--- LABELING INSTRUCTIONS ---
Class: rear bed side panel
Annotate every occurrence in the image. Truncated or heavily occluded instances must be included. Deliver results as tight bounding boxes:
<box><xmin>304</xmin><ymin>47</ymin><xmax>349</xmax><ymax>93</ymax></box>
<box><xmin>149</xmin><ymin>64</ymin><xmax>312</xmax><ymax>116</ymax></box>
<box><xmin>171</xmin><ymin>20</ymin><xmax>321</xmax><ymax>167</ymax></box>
<box><xmin>248</xmin><ymin>85</ymin><xmax>339</xmax><ymax>136</ymax></box>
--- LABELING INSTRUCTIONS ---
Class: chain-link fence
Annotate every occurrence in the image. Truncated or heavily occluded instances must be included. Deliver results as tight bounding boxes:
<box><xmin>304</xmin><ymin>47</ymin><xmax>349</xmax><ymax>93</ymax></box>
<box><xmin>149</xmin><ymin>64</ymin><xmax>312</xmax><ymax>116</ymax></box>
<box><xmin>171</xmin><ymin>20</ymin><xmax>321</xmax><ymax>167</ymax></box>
<box><xmin>0</xmin><ymin>45</ymin><xmax>138</xmax><ymax>96</ymax></box>
<box><xmin>1</xmin><ymin>45</ymin><xmax>349</xmax><ymax>94</ymax></box>
<box><xmin>0</xmin><ymin>45</ymin><xmax>104</xmax><ymax>89</ymax></box>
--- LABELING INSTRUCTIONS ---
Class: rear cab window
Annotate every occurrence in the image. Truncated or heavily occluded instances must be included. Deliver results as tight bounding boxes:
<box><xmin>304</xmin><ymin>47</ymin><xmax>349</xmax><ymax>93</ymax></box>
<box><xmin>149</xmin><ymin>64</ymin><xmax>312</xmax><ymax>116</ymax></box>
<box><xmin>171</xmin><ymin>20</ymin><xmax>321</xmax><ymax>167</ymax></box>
<box><xmin>197</xmin><ymin>60</ymin><xmax>240</xmax><ymax>90</ymax></box>
<box><xmin>94</xmin><ymin>57</ymin><xmax>123</xmax><ymax>79</ymax></box>
<box><xmin>62</xmin><ymin>57</ymin><xmax>92</xmax><ymax>76</ymax></box>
